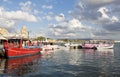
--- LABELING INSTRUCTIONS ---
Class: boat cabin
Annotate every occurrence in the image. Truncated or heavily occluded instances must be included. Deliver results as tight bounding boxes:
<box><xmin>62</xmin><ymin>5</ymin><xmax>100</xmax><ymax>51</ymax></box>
<box><xmin>3</xmin><ymin>38</ymin><xmax>28</xmax><ymax>49</ymax></box>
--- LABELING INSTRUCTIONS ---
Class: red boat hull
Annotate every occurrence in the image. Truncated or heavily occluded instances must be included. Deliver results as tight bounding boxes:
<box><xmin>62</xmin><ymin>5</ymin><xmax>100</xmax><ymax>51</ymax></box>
<box><xmin>5</xmin><ymin>48</ymin><xmax>42</xmax><ymax>58</ymax></box>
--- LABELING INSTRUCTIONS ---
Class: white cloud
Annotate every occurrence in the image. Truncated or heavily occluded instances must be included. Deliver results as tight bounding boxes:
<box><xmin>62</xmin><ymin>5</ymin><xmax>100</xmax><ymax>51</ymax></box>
<box><xmin>98</xmin><ymin>7</ymin><xmax>109</xmax><ymax>19</ymax></box>
<box><xmin>0</xmin><ymin>6</ymin><xmax>37</xmax><ymax>31</ymax></box>
<box><xmin>66</xmin><ymin>33</ymin><xmax>76</xmax><ymax>37</ymax></box>
<box><xmin>3</xmin><ymin>0</ymin><xmax>12</xmax><ymax>4</ymax></box>
<box><xmin>68</xmin><ymin>18</ymin><xmax>84</xmax><ymax>28</ymax></box>
<box><xmin>73</xmin><ymin>0</ymin><xmax>120</xmax><ymax>39</ymax></box>
<box><xmin>111</xmin><ymin>16</ymin><xmax>119</xmax><ymax>22</ymax></box>
<box><xmin>42</xmin><ymin>5</ymin><xmax>53</xmax><ymax>9</ymax></box>
<box><xmin>42</xmin><ymin>15</ymin><xmax>52</xmax><ymax>21</ymax></box>
<box><xmin>0</xmin><ymin>18</ymin><xmax>15</xmax><ymax>28</ymax></box>
<box><xmin>19</xmin><ymin>1</ymin><xmax>32</xmax><ymax>12</ymax></box>
<box><xmin>4</xmin><ymin>10</ymin><xmax>37</xmax><ymax>22</ymax></box>
<box><xmin>68</xmin><ymin>10</ymin><xmax>72</xmax><ymax>14</ymax></box>
<box><xmin>86</xmin><ymin>0</ymin><xmax>114</xmax><ymax>4</ymax></box>
<box><xmin>0</xmin><ymin>7</ymin><xmax>15</xmax><ymax>28</ymax></box>
<box><xmin>46</xmin><ymin>15</ymin><xmax>52</xmax><ymax>21</ymax></box>
<box><xmin>55</xmin><ymin>13</ymin><xmax>65</xmax><ymax>22</ymax></box>
<box><xmin>19</xmin><ymin>1</ymin><xmax>39</xmax><ymax>15</ymax></box>
<box><xmin>0</xmin><ymin>7</ymin><xmax>4</xmax><ymax>12</ymax></box>
<box><xmin>33</xmin><ymin>9</ymin><xmax>39</xmax><ymax>14</ymax></box>
<box><xmin>98</xmin><ymin>7</ymin><xmax>119</xmax><ymax>22</ymax></box>
<box><xmin>49</xmin><ymin>18</ymin><xmax>94</xmax><ymax>38</ymax></box>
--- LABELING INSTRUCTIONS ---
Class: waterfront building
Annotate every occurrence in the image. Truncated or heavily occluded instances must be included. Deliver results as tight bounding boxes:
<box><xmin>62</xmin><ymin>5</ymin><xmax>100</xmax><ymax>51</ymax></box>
<box><xmin>0</xmin><ymin>28</ymin><xmax>9</xmax><ymax>35</ymax></box>
<box><xmin>21</xmin><ymin>26</ymin><xmax>27</xmax><ymax>38</ymax></box>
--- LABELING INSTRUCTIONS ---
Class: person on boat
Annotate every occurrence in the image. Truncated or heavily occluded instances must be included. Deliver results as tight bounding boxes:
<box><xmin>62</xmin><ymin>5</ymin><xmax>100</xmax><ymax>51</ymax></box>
<box><xmin>22</xmin><ymin>41</ymin><xmax>25</xmax><ymax>47</ymax></box>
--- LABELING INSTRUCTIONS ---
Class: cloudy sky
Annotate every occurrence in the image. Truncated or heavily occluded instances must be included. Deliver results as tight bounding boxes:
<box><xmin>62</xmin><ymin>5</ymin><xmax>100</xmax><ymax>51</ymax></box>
<box><xmin>0</xmin><ymin>0</ymin><xmax>120</xmax><ymax>40</ymax></box>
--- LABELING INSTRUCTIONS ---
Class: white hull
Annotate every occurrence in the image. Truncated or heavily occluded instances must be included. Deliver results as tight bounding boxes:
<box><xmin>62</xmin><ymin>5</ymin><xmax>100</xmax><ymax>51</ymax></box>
<box><xmin>97</xmin><ymin>45</ymin><xmax>114</xmax><ymax>50</ymax></box>
<box><xmin>41</xmin><ymin>45</ymin><xmax>58</xmax><ymax>51</ymax></box>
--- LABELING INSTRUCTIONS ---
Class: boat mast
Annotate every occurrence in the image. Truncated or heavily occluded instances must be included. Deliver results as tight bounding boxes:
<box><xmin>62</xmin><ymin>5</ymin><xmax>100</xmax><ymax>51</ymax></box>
<box><xmin>28</xmin><ymin>31</ymin><xmax>30</xmax><ymax>40</ymax></box>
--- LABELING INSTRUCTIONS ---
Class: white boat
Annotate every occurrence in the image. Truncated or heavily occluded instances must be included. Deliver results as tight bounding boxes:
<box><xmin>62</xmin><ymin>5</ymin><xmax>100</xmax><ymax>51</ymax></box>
<box><xmin>96</xmin><ymin>44</ymin><xmax>114</xmax><ymax>50</ymax></box>
<box><xmin>64</xmin><ymin>43</ymin><xmax>70</xmax><ymax>47</ymax></box>
<box><xmin>41</xmin><ymin>44</ymin><xmax>58</xmax><ymax>51</ymax></box>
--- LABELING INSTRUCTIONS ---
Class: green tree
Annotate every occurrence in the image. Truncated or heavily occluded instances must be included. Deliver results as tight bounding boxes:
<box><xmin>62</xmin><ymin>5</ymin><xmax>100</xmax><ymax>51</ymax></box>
<box><xmin>37</xmin><ymin>36</ymin><xmax>46</xmax><ymax>41</ymax></box>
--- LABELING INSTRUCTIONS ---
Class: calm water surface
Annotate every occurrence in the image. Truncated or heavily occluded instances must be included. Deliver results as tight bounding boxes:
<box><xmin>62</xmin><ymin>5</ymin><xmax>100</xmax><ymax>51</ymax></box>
<box><xmin>0</xmin><ymin>44</ymin><xmax>120</xmax><ymax>77</ymax></box>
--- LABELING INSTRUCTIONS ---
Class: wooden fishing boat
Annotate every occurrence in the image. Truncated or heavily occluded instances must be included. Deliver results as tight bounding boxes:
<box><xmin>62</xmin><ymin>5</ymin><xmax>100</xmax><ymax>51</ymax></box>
<box><xmin>3</xmin><ymin>38</ymin><xmax>42</xmax><ymax>58</ymax></box>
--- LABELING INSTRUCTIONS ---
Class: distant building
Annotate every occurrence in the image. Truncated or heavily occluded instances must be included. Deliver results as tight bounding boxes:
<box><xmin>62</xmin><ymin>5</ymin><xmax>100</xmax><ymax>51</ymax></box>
<box><xmin>21</xmin><ymin>26</ymin><xmax>27</xmax><ymax>38</ymax></box>
<box><xmin>0</xmin><ymin>28</ymin><xmax>9</xmax><ymax>35</ymax></box>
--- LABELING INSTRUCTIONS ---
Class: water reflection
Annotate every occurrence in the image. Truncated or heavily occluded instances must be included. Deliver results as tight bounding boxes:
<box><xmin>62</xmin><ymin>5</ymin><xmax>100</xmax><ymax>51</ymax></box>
<box><xmin>0</xmin><ymin>54</ymin><xmax>41</xmax><ymax>77</ymax></box>
<box><xmin>0</xmin><ymin>48</ymin><xmax>120</xmax><ymax>77</ymax></box>
<box><xmin>81</xmin><ymin>49</ymin><xmax>114</xmax><ymax>77</ymax></box>
<box><xmin>38</xmin><ymin>49</ymin><xmax>117</xmax><ymax>77</ymax></box>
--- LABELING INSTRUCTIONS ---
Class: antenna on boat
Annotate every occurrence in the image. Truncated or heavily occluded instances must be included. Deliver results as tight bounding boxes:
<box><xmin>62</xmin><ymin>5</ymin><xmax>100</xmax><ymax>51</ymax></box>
<box><xmin>28</xmin><ymin>31</ymin><xmax>29</xmax><ymax>40</ymax></box>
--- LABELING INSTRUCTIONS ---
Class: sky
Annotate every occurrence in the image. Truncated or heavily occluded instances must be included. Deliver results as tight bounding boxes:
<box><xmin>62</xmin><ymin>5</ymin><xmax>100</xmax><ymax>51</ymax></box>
<box><xmin>0</xmin><ymin>0</ymin><xmax>120</xmax><ymax>40</ymax></box>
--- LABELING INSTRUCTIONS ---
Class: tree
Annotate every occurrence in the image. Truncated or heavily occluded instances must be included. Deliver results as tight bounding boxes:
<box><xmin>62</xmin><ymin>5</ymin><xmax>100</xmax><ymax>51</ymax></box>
<box><xmin>37</xmin><ymin>36</ymin><xmax>46</xmax><ymax>41</ymax></box>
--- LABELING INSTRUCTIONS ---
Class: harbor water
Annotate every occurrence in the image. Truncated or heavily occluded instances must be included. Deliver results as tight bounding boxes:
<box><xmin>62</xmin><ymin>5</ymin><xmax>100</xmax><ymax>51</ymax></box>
<box><xmin>0</xmin><ymin>44</ymin><xmax>120</xmax><ymax>77</ymax></box>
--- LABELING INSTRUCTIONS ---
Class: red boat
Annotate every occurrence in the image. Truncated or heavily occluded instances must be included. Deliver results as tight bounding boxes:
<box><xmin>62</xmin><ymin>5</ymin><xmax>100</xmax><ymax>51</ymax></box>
<box><xmin>3</xmin><ymin>38</ymin><xmax>42</xmax><ymax>58</ymax></box>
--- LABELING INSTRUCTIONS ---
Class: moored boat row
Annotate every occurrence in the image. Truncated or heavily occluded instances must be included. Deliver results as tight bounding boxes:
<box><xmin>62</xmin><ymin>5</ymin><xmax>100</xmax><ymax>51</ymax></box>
<box><xmin>82</xmin><ymin>43</ymin><xmax>114</xmax><ymax>50</ymax></box>
<box><xmin>0</xmin><ymin>36</ymin><xmax>115</xmax><ymax>58</ymax></box>
<box><xmin>63</xmin><ymin>43</ymin><xmax>114</xmax><ymax>50</ymax></box>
